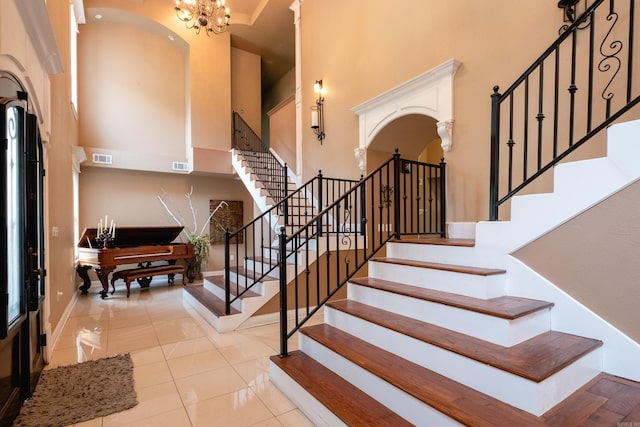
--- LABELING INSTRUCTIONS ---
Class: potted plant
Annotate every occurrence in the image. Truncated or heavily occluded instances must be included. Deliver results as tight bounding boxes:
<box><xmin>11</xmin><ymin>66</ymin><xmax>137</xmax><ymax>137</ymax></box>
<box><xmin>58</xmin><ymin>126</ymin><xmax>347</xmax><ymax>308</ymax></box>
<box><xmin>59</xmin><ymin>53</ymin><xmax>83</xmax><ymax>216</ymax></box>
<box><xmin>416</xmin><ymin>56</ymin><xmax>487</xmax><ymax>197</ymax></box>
<box><xmin>158</xmin><ymin>187</ymin><xmax>227</xmax><ymax>281</ymax></box>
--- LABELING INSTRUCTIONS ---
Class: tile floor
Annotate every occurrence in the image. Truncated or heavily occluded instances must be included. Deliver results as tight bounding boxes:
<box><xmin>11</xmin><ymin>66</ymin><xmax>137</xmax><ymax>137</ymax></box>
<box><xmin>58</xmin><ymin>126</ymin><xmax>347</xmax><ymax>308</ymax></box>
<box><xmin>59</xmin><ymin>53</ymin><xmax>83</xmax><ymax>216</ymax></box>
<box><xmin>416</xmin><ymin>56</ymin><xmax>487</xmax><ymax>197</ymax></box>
<box><xmin>47</xmin><ymin>281</ymin><xmax>318</xmax><ymax>427</ymax></box>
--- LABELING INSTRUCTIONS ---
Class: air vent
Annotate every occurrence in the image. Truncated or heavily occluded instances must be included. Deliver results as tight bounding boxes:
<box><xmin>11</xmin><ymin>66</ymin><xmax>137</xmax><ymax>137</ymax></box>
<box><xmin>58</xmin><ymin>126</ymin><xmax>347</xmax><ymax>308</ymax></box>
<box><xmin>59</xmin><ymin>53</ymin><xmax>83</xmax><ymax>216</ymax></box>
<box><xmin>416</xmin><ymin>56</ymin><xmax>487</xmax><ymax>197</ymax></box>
<box><xmin>92</xmin><ymin>153</ymin><xmax>112</xmax><ymax>165</ymax></box>
<box><xmin>172</xmin><ymin>161</ymin><xmax>189</xmax><ymax>171</ymax></box>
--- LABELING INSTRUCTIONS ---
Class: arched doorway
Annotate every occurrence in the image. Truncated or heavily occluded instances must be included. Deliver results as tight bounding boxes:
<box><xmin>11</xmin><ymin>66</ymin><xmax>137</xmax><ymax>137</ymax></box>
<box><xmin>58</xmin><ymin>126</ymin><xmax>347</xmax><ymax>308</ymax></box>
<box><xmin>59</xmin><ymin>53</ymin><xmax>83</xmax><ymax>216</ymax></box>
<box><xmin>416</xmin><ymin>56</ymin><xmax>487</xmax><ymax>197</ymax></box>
<box><xmin>0</xmin><ymin>71</ymin><xmax>47</xmax><ymax>425</ymax></box>
<box><xmin>365</xmin><ymin>114</ymin><xmax>442</xmax><ymax>173</ymax></box>
<box><xmin>351</xmin><ymin>59</ymin><xmax>460</xmax><ymax>173</ymax></box>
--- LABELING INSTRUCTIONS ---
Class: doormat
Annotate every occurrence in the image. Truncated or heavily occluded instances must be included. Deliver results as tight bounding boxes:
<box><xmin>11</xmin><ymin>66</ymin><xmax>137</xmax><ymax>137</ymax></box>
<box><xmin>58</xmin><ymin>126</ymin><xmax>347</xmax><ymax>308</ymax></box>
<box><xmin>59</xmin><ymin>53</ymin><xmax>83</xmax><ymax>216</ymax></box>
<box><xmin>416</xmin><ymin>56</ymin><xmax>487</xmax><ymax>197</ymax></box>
<box><xmin>12</xmin><ymin>353</ymin><xmax>138</xmax><ymax>427</ymax></box>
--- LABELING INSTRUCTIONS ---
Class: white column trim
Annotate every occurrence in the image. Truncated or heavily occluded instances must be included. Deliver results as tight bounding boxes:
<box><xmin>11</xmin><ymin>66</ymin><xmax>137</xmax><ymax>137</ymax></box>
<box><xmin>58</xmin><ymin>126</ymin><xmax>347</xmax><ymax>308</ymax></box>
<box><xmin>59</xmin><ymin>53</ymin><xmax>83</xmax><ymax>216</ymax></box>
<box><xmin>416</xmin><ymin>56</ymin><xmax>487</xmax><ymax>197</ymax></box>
<box><xmin>290</xmin><ymin>0</ymin><xmax>303</xmax><ymax>182</ymax></box>
<box><xmin>351</xmin><ymin>59</ymin><xmax>461</xmax><ymax>155</ymax></box>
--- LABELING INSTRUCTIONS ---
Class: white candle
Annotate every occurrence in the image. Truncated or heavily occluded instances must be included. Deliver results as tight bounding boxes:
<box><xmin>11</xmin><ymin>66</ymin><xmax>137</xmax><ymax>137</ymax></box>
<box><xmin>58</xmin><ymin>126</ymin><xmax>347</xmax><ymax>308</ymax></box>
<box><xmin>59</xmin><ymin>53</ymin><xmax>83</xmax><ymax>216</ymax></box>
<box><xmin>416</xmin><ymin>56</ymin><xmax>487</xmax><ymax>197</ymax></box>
<box><xmin>311</xmin><ymin>110</ymin><xmax>318</xmax><ymax>128</ymax></box>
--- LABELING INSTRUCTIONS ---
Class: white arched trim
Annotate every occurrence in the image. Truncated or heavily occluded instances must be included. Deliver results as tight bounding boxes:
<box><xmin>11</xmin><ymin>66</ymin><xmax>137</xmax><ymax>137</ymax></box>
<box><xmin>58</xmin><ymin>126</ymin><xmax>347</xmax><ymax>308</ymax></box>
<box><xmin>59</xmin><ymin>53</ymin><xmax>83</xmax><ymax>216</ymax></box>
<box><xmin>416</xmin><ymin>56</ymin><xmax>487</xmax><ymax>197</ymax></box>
<box><xmin>351</xmin><ymin>58</ymin><xmax>461</xmax><ymax>169</ymax></box>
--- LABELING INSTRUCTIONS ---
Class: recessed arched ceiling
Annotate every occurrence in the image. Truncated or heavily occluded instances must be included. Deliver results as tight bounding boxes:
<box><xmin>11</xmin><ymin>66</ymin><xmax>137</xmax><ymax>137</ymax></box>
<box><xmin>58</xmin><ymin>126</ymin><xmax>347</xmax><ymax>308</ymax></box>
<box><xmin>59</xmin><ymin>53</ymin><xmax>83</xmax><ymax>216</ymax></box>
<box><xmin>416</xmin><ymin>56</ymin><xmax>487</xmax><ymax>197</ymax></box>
<box><xmin>83</xmin><ymin>0</ymin><xmax>294</xmax><ymax>89</ymax></box>
<box><xmin>368</xmin><ymin>114</ymin><xmax>440</xmax><ymax>159</ymax></box>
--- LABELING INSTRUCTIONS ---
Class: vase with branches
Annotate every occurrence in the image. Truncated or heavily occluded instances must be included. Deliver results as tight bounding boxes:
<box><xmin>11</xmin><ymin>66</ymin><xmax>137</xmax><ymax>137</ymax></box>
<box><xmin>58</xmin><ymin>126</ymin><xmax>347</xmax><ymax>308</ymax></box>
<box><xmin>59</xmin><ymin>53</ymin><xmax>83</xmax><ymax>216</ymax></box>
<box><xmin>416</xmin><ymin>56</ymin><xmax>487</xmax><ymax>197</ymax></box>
<box><xmin>158</xmin><ymin>187</ymin><xmax>228</xmax><ymax>281</ymax></box>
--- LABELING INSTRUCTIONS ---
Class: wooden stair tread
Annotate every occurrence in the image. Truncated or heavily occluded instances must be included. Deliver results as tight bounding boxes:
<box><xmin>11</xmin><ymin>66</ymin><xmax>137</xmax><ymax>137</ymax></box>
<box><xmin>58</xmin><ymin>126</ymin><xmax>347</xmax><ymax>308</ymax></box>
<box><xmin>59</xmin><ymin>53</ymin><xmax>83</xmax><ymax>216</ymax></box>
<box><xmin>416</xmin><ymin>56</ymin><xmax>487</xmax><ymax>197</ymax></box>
<box><xmin>349</xmin><ymin>277</ymin><xmax>554</xmax><ymax>319</ymax></box>
<box><xmin>327</xmin><ymin>299</ymin><xmax>602</xmax><ymax>382</ymax></box>
<box><xmin>183</xmin><ymin>285</ymin><xmax>239</xmax><ymax>316</ymax></box>
<box><xmin>372</xmin><ymin>257</ymin><xmax>506</xmax><ymax>276</ymax></box>
<box><xmin>205</xmin><ymin>275</ymin><xmax>260</xmax><ymax>298</ymax></box>
<box><xmin>270</xmin><ymin>351</ymin><xmax>412</xmax><ymax>427</ymax></box>
<box><xmin>391</xmin><ymin>237</ymin><xmax>476</xmax><ymax>247</ymax></box>
<box><xmin>541</xmin><ymin>373</ymin><xmax>640</xmax><ymax>425</ymax></box>
<box><xmin>300</xmin><ymin>324</ymin><xmax>543</xmax><ymax>426</ymax></box>
<box><xmin>229</xmin><ymin>266</ymin><xmax>278</xmax><ymax>282</ymax></box>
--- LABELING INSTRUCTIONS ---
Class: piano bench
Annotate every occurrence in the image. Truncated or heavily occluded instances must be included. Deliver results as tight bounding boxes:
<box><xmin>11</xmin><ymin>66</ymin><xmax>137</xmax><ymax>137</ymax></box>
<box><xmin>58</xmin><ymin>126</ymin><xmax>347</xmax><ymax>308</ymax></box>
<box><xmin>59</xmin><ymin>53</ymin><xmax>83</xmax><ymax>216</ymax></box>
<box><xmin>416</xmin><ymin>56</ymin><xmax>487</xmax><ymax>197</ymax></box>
<box><xmin>110</xmin><ymin>264</ymin><xmax>186</xmax><ymax>297</ymax></box>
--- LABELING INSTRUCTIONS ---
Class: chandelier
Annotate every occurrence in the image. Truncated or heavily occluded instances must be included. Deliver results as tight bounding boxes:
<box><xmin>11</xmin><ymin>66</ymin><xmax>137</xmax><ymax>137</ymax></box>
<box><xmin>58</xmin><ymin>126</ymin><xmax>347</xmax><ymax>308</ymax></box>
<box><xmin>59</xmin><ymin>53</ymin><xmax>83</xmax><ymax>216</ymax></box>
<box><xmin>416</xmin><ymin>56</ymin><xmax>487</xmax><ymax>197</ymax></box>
<box><xmin>174</xmin><ymin>0</ymin><xmax>230</xmax><ymax>36</ymax></box>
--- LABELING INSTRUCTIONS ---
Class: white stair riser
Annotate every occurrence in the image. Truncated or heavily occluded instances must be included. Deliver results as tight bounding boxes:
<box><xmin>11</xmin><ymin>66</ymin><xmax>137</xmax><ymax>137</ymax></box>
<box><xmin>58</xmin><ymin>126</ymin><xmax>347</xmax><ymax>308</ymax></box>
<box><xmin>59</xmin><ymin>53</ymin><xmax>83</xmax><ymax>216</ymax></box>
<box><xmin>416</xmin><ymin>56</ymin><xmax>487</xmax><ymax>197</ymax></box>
<box><xmin>183</xmin><ymin>282</ymin><xmax>280</xmax><ymax>332</ymax></box>
<box><xmin>323</xmin><ymin>307</ymin><xmax>602</xmax><ymax>416</ymax></box>
<box><xmin>553</xmin><ymin>157</ymin><xmax>627</xmax><ymax>196</ymax></box>
<box><xmin>299</xmin><ymin>334</ymin><xmax>462</xmax><ymax>426</ymax></box>
<box><xmin>607</xmin><ymin>119</ymin><xmax>640</xmax><ymax>178</ymax></box>
<box><xmin>227</xmin><ymin>272</ymin><xmax>268</xmax><ymax>294</ymax></box>
<box><xmin>369</xmin><ymin>261</ymin><xmax>506</xmax><ymax>299</ymax></box>
<box><xmin>182</xmin><ymin>290</ymin><xmax>221</xmax><ymax>331</ymax></box>
<box><xmin>203</xmin><ymin>281</ymin><xmax>244</xmax><ymax>311</ymax></box>
<box><xmin>347</xmin><ymin>283</ymin><xmax>551</xmax><ymax>346</ymax></box>
<box><xmin>386</xmin><ymin>242</ymin><xmax>504</xmax><ymax>269</ymax></box>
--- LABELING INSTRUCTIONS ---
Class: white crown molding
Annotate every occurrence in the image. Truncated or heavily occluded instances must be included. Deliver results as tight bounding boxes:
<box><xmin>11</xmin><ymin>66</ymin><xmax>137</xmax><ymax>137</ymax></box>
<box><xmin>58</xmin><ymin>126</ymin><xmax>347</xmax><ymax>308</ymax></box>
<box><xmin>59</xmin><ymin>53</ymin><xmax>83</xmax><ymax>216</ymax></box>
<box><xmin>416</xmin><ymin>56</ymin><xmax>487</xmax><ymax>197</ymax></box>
<box><xmin>352</xmin><ymin>58</ymin><xmax>461</xmax><ymax>153</ymax></box>
<box><xmin>14</xmin><ymin>0</ymin><xmax>64</xmax><ymax>75</ymax></box>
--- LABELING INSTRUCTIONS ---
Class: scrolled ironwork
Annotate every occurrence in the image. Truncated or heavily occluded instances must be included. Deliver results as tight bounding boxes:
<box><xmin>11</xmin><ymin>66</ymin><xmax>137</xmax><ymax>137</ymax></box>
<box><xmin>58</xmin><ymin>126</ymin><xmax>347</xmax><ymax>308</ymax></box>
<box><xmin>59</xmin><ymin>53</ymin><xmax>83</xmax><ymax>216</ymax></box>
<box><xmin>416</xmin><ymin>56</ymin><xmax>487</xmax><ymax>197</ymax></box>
<box><xmin>598</xmin><ymin>10</ymin><xmax>623</xmax><ymax>102</ymax></box>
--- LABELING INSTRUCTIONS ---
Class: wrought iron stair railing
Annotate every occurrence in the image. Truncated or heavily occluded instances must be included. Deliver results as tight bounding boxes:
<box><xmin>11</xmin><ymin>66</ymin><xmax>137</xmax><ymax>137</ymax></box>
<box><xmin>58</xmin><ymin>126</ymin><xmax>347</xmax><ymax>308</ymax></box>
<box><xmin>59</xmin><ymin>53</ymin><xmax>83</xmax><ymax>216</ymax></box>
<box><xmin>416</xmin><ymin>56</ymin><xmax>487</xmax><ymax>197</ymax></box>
<box><xmin>224</xmin><ymin>167</ymin><xmax>359</xmax><ymax>315</ymax></box>
<box><xmin>233</xmin><ymin>111</ymin><xmax>289</xmax><ymax>204</ymax></box>
<box><xmin>278</xmin><ymin>151</ymin><xmax>446</xmax><ymax>356</ymax></box>
<box><xmin>490</xmin><ymin>0</ymin><xmax>639</xmax><ymax>220</ymax></box>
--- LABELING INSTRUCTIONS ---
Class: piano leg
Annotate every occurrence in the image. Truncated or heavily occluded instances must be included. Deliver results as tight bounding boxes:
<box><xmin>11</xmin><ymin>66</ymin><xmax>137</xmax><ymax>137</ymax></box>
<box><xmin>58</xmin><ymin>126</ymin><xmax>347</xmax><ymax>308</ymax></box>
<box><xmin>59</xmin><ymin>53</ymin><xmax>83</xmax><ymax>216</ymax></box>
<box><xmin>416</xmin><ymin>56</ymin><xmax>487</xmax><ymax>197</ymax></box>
<box><xmin>76</xmin><ymin>265</ymin><xmax>93</xmax><ymax>294</ymax></box>
<box><xmin>94</xmin><ymin>267</ymin><xmax>114</xmax><ymax>299</ymax></box>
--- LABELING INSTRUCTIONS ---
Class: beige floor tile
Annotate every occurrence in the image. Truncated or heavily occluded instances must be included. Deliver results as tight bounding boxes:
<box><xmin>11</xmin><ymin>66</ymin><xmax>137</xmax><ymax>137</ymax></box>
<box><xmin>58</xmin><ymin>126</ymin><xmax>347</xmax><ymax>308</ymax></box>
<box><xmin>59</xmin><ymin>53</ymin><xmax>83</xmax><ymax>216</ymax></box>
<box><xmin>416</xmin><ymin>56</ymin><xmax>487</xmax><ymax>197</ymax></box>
<box><xmin>119</xmin><ymin>407</ymin><xmax>191</xmax><ymax>427</ymax></box>
<box><xmin>50</xmin><ymin>284</ymin><xmax>308</xmax><ymax>427</ymax></box>
<box><xmin>248</xmin><ymin>418</ymin><xmax>282</xmax><ymax>427</ymax></box>
<box><xmin>133</xmin><ymin>360</ymin><xmax>173</xmax><ymax>388</ymax></box>
<box><xmin>251</xmin><ymin>379</ymin><xmax>297</xmax><ymax>416</ymax></box>
<box><xmin>232</xmin><ymin>356</ymin><xmax>271</xmax><ymax>385</ymax></box>
<box><xmin>166</xmin><ymin>348</ymin><xmax>230</xmax><ymax>380</ymax></box>
<box><xmin>102</xmin><ymin>381</ymin><xmax>183</xmax><ymax>427</ymax></box>
<box><xmin>152</xmin><ymin>317</ymin><xmax>205</xmax><ymax>345</ymax></box>
<box><xmin>107</xmin><ymin>327</ymin><xmax>160</xmax><ymax>355</ymax></box>
<box><xmin>174</xmin><ymin>365</ymin><xmax>248</xmax><ymax>405</ymax></box>
<box><xmin>204</xmin><ymin>329</ymin><xmax>254</xmax><ymax>348</ymax></box>
<box><xmin>185</xmin><ymin>388</ymin><xmax>273</xmax><ymax>427</ymax></box>
<box><xmin>277</xmin><ymin>409</ymin><xmax>315</xmax><ymax>427</ymax></box>
<box><xmin>108</xmin><ymin>309</ymin><xmax>152</xmax><ymax>330</ymax></box>
<box><xmin>161</xmin><ymin>336</ymin><xmax>216</xmax><ymax>360</ymax></box>
<box><xmin>46</xmin><ymin>344</ymin><xmax>107</xmax><ymax>369</ymax></box>
<box><xmin>129</xmin><ymin>345</ymin><xmax>166</xmax><ymax>366</ymax></box>
<box><xmin>219</xmin><ymin>340</ymin><xmax>278</xmax><ymax>365</ymax></box>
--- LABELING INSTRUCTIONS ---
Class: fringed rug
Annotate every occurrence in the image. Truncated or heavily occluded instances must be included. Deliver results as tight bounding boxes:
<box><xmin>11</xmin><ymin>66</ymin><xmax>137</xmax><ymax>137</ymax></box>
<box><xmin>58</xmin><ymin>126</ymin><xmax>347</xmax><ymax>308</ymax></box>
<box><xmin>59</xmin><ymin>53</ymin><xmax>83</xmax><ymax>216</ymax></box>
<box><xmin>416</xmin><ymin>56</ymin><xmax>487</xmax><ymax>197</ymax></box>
<box><xmin>12</xmin><ymin>353</ymin><xmax>138</xmax><ymax>427</ymax></box>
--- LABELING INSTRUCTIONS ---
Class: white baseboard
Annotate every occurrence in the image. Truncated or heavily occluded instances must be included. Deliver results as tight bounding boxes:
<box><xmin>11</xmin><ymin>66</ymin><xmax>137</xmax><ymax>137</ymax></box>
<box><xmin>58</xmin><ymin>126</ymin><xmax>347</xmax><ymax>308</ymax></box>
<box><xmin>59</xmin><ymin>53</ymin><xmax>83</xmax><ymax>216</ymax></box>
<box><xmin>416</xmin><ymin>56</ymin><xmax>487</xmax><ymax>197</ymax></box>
<box><xmin>46</xmin><ymin>286</ymin><xmax>80</xmax><ymax>363</ymax></box>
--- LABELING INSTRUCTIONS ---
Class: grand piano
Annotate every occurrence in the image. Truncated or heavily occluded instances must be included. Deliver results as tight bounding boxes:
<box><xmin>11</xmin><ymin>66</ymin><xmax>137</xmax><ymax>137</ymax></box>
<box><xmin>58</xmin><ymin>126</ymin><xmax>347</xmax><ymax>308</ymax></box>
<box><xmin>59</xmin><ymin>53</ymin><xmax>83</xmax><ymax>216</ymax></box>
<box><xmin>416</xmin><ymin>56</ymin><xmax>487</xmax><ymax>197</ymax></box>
<box><xmin>77</xmin><ymin>226</ymin><xmax>195</xmax><ymax>298</ymax></box>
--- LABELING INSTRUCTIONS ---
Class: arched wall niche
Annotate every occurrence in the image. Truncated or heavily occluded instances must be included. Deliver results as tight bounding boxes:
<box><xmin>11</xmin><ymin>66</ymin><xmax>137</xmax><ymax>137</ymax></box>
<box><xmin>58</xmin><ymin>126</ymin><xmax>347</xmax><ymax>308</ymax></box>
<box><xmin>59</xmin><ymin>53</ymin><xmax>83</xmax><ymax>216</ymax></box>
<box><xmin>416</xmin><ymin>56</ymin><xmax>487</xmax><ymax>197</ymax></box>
<box><xmin>351</xmin><ymin>58</ymin><xmax>460</xmax><ymax>172</ymax></box>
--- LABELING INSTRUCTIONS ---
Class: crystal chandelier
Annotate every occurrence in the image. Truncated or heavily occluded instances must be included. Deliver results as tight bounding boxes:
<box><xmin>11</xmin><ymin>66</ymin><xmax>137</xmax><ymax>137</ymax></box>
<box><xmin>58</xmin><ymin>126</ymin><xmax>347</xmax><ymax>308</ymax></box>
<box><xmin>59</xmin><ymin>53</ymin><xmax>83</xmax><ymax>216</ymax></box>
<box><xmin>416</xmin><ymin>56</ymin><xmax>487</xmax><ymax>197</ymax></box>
<box><xmin>174</xmin><ymin>0</ymin><xmax>230</xmax><ymax>36</ymax></box>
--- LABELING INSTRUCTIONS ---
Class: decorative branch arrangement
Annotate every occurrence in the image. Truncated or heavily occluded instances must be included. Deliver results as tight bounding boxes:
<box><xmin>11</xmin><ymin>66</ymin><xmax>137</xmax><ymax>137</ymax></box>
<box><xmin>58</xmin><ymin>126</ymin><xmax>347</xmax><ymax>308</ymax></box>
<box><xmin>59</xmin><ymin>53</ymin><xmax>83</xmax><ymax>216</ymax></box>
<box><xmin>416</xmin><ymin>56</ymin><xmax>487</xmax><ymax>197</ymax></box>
<box><xmin>157</xmin><ymin>187</ymin><xmax>228</xmax><ymax>266</ymax></box>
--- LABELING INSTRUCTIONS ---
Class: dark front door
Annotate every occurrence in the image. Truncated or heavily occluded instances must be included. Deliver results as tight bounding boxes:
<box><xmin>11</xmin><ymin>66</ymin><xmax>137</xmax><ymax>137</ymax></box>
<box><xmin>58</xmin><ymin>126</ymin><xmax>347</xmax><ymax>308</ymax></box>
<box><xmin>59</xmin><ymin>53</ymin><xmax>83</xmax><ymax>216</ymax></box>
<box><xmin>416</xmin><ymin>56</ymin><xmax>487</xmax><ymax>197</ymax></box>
<box><xmin>0</xmin><ymin>73</ymin><xmax>46</xmax><ymax>426</ymax></box>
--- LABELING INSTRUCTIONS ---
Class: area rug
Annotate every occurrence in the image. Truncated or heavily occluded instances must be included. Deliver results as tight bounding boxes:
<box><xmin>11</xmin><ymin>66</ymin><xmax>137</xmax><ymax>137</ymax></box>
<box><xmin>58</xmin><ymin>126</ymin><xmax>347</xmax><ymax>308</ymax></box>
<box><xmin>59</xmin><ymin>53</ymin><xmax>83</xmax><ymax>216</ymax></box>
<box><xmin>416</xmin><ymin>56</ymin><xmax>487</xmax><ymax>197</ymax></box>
<box><xmin>12</xmin><ymin>353</ymin><xmax>138</xmax><ymax>427</ymax></box>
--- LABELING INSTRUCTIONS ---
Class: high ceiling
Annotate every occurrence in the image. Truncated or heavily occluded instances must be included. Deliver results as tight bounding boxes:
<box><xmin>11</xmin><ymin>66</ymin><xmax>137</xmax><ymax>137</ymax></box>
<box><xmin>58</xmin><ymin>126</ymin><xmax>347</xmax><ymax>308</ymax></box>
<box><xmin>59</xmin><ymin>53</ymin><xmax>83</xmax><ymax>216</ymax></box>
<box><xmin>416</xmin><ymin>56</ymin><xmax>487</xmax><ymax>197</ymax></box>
<box><xmin>83</xmin><ymin>0</ymin><xmax>295</xmax><ymax>90</ymax></box>
<box><xmin>227</xmin><ymin>0</ymin><xmax>295</xmax><ymax>90</ymax></box>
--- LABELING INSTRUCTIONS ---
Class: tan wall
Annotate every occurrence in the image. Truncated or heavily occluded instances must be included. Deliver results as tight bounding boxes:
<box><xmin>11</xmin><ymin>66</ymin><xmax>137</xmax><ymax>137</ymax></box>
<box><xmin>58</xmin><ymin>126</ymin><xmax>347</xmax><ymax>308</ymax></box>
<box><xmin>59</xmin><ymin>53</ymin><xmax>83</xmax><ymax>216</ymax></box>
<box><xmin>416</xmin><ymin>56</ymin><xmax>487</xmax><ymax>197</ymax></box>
<box><xmin>254</xmin><ymin>249</ymin><xmax>369</xmax><ymax>316</ymax></box>
<box><xmin>78</xmin><ymin>22</ymin><xmax>187</xmax><ymax>171</ymax></box>
<box><xmin>513</xmin><ymin>180</ymin><xmax>640</xmax><ymax>343</ymax></box>
<box><xmin>231</xmin><ymin>47</ymin><xmax>261</xmax><ymax>135</ymax></box>
<box><xmin>298</xmin><ymin>1</ymin><xmax>569</xmax><ymax>222</ymax></box>
<box><xmin>78</xmin><ymin>167</ymin><xmax>254</xmax><ymax>270</ymax></box>
<box><xmin>268</xmin><ymin>96</ymin><xmax>296</xmax><ymax>173</ymax></box>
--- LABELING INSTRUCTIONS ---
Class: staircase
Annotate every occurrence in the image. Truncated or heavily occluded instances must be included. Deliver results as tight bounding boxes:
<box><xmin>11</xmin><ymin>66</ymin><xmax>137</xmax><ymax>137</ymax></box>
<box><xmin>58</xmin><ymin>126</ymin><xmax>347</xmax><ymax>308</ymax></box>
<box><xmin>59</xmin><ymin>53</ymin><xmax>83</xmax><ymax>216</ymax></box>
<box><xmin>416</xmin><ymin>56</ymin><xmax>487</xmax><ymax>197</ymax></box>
<box><xmin>184</xmin><ymin>113</ymin><xmax>359</xmax><ymax>332</ymax></box>
<box><xmin>183</xmin><ymin>148</ymin><xmax>314</xmax><ymax>331</ymax></box>
<box><xmin>269</xmin><ymin>120</ymin><xmax>640</xmax><ymax>425</ymax></box>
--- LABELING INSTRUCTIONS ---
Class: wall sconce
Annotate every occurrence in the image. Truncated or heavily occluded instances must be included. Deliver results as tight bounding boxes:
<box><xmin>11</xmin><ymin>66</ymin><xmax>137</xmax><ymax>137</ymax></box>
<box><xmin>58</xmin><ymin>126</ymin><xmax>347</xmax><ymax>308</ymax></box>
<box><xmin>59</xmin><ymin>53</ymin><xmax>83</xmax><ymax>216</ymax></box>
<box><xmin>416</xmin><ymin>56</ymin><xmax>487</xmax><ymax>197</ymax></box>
<box><xmin>311</xmin><ymin>80</ymin><xmax>325</xmax><ymax>143</ymax></box>
<box><xmin>557</xmin><ymin>0</ymin><xmax>590</xmax><ymax>31</ymax></box>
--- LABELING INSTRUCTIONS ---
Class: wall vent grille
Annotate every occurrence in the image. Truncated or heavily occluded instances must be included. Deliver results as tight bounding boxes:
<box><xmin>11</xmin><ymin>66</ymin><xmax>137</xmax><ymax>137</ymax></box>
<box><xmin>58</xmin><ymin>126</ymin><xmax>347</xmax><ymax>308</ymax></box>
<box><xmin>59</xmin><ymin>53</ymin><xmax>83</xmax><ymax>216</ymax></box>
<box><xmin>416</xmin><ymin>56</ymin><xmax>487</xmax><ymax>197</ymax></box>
<box><xmin>172</xmin><ymin>161</ymin><xmax>189</xmax><ymax>171</ymax></box>
<box><xmin>92</xmin><ymin>153</ymin><xmax>112</xmax><ymax>165</ymax></box>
